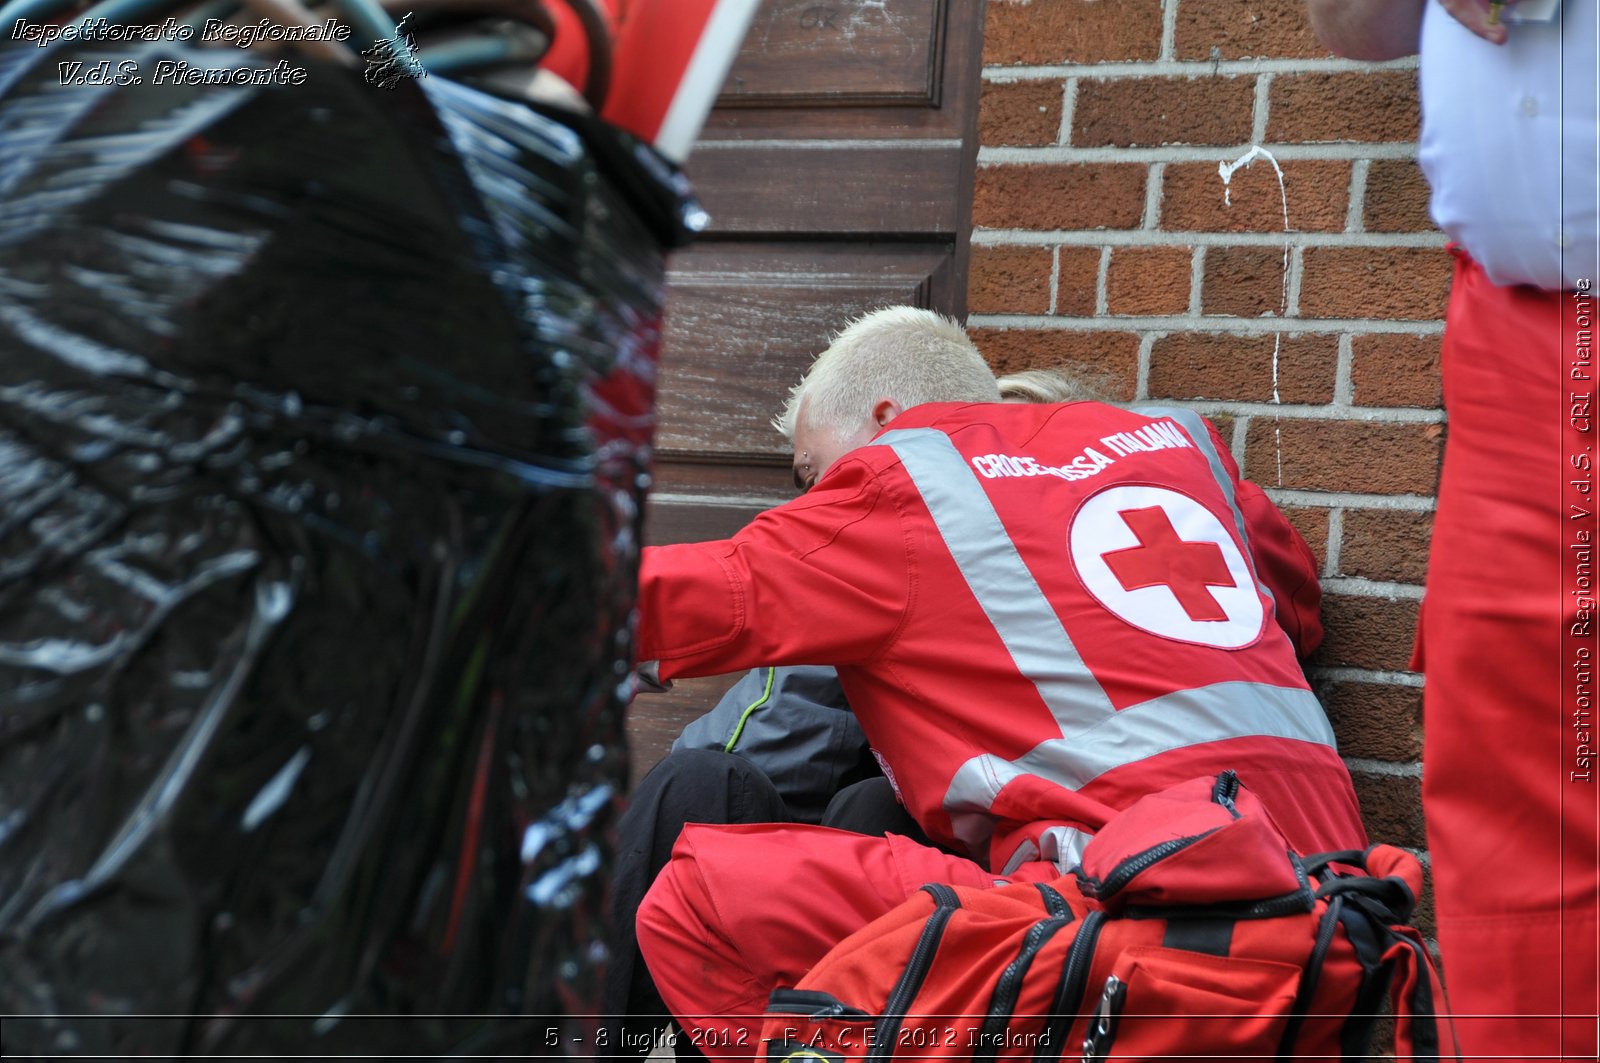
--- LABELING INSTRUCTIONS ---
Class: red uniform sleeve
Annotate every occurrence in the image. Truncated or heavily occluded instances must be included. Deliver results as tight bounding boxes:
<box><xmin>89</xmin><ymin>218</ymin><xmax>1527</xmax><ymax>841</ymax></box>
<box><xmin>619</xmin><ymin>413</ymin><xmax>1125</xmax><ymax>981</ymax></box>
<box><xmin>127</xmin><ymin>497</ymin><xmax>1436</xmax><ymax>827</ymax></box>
<box><xmin>1193</xmin><ymin>417</ymin><xmax>1323</xmax><ymax>659</ymax></box>
<box><xmin>636</xmin><ymin>456</ymin><xmax>915</xmax><ymax>680</ymax></box>
<box><xmin>1236</xmin><ymin>480</ymin><xmax>1324</xmax><ymax>659</ymax></box>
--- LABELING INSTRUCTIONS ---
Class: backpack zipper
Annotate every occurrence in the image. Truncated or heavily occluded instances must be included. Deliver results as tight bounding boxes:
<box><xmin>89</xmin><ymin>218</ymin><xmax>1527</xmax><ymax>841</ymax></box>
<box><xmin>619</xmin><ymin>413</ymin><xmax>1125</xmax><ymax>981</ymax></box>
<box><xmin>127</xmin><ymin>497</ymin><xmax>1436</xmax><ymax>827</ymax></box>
<box><xmin>865</xmin><ymin>883</ymin><xmax>962</xmax><ymax>1061</ymax></box>
<box><xmin>1079</xmin><ymin>975</ymin><xmax>1125</xmax><ymax>1063</ymax></box>
<box><xmin>1034</xmin><ymin>908</ymin><xmax>1106</xmax><ymax>1062</ymax></box>
<box><xmin>973</xmin><ymin>910</ymin><xmax>1076</xmax><ymax>1062</ymax></box>
<box><xmin>1035</xmin><ymin>881</ymin><xmax>1070</xmax><ymax>917</ymax></box>
<box><xmin>1211</xmin><ymin>770</ymin><xmax>1242</xmax><ymax>818</ymax></box>
<box><xmin>1086</xmin><ymin>828</ymin><xmax>1221</xmax><ymax>903</ymax></box>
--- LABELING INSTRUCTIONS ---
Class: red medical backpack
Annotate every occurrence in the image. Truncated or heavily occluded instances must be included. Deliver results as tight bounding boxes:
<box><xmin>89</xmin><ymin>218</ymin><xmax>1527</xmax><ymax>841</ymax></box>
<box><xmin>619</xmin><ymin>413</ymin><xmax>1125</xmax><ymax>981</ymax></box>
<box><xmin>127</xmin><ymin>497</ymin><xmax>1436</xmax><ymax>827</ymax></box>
<box><xmin>761</xmin><ymin>771</ymin><xmax>1456</xmax><ymax>1062</ymax></box>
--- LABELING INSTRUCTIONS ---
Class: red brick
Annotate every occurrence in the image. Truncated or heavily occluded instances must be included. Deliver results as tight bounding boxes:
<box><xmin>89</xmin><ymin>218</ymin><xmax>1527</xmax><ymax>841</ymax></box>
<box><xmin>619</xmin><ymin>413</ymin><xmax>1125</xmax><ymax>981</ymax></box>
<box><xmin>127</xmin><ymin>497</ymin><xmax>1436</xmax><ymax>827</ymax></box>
<box><xmin>1269</xmin><ymin>71</ymin><xmax>1420</xmax><ymax>143</ymax></box>
<box><xmin>1312</xmin><ymin>593</ymin><xmax>1420</xmax><ymax>672</ymax></box>
<box><xmin>1356</xmin><ymin>334</ymin><xmax>1446</xmax><ymax>413</ymax></box>
<box><xmin>984</xmin><ymin>0</ymin><xmax>1163</xmax><ymax>66</ymax></box>
<box><xmin>1350</xmin><ymin>333</ymin><xmax>1443</xmax><ymax>408</ymax></box>
<box><xmin>1175</xmin><ymin>0</ymin><xmax>1330</xmax><ymax>60</ymax></box>
<box><xmin>1299</xmin><ymin>248</ymin><xmax>1452</xmax><ymax>321</ymax></box>
<box><xmin>973</xmin><ymin>164</ymin><xmax>1146</xmax><ymax>231</ymax></box>
<box><xmin>969</xmin><ymin>246</ymin><xmax>1053</xmax><ymax>315</ymax></box>
<box><xmin>1162</xmin><ymin>160</ymin><xmax>1350</xmax><ymax>233</ymax></box>
<box><xmin>1338</xmin><ymin>509</ymin><xmax>1434</xmax><ymax>586</ymax></box>
<box><xmin>1351</xmin><ymin>771</ymin><xmax>1427</xmax><ymax>850</ymax></box>
<box><xmin>1073</xmin><ymin>76</ymin><xmax>1254</xmax><ymax>148</ymax></box>
<box><xmin>968</xmin><ymin>328</ymin><xmax>1140</xmax><ymax>401</ymax></box>
<box><xmin>1148</xmin><ymin>332</ymin><xmax>1336</xmax><ymax>404</ymax></box>
<box><xmin>1317</xmin><ymin>680</ymin><xmax>1423</xmax><ymax>761</ymax></box>
<box><xmin>1208</xmin><ymin>412</ymin><xmax>1237</xmax><ymax>448</ymax></box>
<box><xmin>1055</xmin><ymin>246</ymin><xmax>1101</xmax><ymax>317</ymax></box>
<box><xmin>980</xmin><ymin>80</ymin><xmax>1063</xmax><ymax>147</ymax></box>
<box><xmin>1364</xmin><ymin>159</ymin><xmax>1436</xmax><ymax>233</ymax></box>
<box><xmin>1203</xmin><ymin>245</ymin><xmax>1289</xmax><ymax>318</ymax></box>
<box><xmin>1105</xmin><ymin>246</ymin><xmax>1191</xmax><ymax>316</ymax></box>
<box><xmin>1243</xmin><ymin>419</ymin><xmax>1443</xmax><ymax>494</ymax></box>
<box><xmin>1283</xmin><ymin>504</ymin><xmax>1330</xmax><ymax>571</ymax></box>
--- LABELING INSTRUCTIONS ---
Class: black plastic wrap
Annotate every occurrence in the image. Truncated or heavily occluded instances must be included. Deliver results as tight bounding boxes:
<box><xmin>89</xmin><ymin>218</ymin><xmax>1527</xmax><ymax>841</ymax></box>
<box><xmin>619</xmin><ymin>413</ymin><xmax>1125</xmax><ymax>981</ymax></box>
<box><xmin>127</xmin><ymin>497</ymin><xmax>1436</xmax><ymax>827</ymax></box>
<box><xmin>0</xmin><ymin>36</ymin><xmax>689</xmax><ymax>1057</ymax></box>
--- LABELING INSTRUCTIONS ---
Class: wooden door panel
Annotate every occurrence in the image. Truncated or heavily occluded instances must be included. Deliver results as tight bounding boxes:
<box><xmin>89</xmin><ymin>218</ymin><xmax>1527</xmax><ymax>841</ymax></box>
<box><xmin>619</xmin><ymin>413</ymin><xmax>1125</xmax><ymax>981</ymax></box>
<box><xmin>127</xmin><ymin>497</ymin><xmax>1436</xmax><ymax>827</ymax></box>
<box><xmin>688</xmin><ymin>144</ymin><xmax>963</xmax><ymax>234</ymax></box>
<box><xmin>720</xmin><ymin>0</ymin><xmax>946</xmax><ymax>106</ymax></box>
<box><xmin>656</xmin><ymin>242</ymin><xmax>956</xmax><ymax>458</ymax></box>
<box><xmin>698</xmin><ymin>0</ymin><xmax>981</xmax><ymax>140</ymax></box>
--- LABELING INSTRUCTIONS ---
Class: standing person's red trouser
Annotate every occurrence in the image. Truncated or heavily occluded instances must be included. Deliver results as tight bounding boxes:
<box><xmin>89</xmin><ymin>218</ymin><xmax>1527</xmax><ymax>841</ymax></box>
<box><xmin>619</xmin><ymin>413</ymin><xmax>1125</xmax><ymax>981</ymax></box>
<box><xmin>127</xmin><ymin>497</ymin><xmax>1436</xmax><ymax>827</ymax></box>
<box><xmin>1420</xmin><ymin>252</ymin><xmax>1599</xmax><ymax>1061</ymax></box>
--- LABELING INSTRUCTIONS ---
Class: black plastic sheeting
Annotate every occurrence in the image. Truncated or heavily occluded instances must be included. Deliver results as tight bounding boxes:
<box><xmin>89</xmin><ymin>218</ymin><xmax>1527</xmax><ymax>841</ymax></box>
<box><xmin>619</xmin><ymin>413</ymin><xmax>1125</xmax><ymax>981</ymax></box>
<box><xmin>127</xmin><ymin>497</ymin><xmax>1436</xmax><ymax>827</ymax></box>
<box><xmin>0</xmin><ymin>35</ymin><xmax>694</xmax><ymax>1057</ymax></box>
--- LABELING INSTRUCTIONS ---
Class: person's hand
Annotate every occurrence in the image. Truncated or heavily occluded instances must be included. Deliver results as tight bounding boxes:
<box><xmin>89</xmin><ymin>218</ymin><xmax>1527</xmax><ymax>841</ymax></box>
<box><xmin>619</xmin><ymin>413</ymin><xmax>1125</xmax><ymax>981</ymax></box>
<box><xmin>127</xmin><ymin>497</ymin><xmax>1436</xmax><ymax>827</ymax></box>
<box><xmin>1438</xmin><ymin>0</ymin><xmax>1516</xmax><ymax>45</ymax></box>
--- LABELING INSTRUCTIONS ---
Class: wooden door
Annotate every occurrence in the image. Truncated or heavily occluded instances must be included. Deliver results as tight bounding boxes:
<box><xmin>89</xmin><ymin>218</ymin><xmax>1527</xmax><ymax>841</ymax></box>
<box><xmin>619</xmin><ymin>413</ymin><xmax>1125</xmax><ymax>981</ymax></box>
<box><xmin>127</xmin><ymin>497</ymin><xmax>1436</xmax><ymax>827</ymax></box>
<box><xmin>628</xmin><ymin>0</ymin><xmax>987</xmax><ymax>775</ymax></box>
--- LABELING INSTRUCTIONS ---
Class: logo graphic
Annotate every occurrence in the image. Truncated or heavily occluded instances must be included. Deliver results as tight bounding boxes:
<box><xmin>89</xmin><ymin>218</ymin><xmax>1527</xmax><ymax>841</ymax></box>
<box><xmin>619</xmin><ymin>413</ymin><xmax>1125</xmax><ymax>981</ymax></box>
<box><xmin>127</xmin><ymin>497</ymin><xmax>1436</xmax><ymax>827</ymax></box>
<box><xmin>362</xmin><ymin>13</ymin><xmax>425</xmax><ymax>90</ymax></box>
<box><xmin>1070</xmin><ymin>485</ymin><xmax>1264</xmax><ymax>648</ymax></box>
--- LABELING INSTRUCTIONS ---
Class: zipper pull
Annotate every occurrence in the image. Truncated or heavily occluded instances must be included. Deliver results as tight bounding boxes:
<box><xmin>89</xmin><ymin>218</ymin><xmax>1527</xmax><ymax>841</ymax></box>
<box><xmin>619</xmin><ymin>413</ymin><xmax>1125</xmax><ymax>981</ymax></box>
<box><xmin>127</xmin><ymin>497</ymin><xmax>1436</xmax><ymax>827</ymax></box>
<box><xmin>1211</xmin><ymin>769</ymin><xmax>1241</xmax><ymax>818</ymax></box>
<box><xmin>1080</xmin><ymin>975</ymin><xmax>1124</xmax><ymax>1063</ymax></box>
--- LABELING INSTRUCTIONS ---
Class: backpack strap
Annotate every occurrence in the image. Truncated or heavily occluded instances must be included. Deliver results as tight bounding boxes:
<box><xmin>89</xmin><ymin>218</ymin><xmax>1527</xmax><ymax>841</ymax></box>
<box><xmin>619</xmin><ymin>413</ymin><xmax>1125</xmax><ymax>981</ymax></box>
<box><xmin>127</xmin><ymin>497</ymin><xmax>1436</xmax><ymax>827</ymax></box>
<box><xmin>1295</xmin><ymin>847</ymin><xmax>1460</xmax><ymax>1062</ymax></box>
<box><xmin>1275</xmin><ymin>893</ymin><xmax>1345</xmax><ymax>1062</ymax></box>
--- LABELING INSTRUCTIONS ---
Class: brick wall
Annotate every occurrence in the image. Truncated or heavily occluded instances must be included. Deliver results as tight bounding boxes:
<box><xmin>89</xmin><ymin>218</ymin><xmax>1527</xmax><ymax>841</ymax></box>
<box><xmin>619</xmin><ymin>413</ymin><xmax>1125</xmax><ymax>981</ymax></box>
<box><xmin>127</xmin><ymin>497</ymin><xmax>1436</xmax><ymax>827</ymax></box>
<box><xmin>971</xmin><ymin>0</ymin><xmax>1443</xmax><ymax>928</ymax></box>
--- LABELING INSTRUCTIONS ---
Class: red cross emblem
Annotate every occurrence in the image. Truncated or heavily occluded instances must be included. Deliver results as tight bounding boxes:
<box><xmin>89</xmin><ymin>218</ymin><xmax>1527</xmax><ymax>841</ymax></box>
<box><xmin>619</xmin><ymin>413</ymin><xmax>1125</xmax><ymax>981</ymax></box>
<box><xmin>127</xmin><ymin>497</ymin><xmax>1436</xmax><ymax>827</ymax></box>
<box><xmin>1101</xmin><ymin>506</ymin><xmax>1234</xmax><ymax>622</ymax></box>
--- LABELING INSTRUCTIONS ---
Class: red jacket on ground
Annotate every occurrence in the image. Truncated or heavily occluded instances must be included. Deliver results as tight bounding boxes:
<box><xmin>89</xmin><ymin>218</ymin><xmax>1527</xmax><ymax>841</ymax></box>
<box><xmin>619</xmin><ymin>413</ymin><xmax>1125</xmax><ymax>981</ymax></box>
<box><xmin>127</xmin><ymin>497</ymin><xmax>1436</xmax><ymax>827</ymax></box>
<box><xmin>638</xmin><ymin>402</ymin><xmax>1365</xmax><ymax>870</ymax></box>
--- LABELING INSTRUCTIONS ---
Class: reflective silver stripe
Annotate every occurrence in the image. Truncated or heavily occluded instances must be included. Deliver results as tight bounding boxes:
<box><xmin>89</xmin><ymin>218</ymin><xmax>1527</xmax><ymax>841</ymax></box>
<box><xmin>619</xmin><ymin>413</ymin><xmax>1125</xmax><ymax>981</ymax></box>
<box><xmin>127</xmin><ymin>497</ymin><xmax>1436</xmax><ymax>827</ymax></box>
<box><xmin>876</xmin><ymin>423</ymin><xmax>1332</xmax><ymax>872</ymax></box>
<box><xmin>1134</xmin><ymin>405</ymin><xmax>1273</xmax><ymax>606</ymax></box>
<box><xmin>998</xmin><ymin>825</ymin><xmax>1096</xmax><ymax>876</ymax></box>
<box><xmin>1038</xmin><ymin>825</ymin><xmax>1095</xmax><ymax>873</ymax></box>
<box><xmin>872</xmin><ymin>428</ymin><xmax>1116</xmax><ymax>725</ymax></box>
<box><xmin>945</xmin><ymin>681</ymin><xmax>1335</xmax><ymax>829</ymax></box>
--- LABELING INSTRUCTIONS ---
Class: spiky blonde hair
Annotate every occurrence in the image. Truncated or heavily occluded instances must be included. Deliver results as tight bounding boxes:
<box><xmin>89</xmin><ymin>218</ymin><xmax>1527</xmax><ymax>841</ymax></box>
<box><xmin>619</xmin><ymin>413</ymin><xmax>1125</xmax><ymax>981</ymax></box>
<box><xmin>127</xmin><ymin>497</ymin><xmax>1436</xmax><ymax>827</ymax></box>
<box><xmin>773</xmin><ymin>306</ymin><xmax>1000</xmax><ymax>442</ymax></box>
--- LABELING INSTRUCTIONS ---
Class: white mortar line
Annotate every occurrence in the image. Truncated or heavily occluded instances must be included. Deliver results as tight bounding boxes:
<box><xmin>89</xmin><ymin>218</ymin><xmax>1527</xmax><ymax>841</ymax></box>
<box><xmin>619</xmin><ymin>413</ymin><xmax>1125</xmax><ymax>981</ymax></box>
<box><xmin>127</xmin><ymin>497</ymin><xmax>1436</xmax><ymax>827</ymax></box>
<box><xmin>1321</xmin><ymin>576</ymin><xmax>1427</xmax><ymax>600</ymax></box>
<box><xmin>1231</xmin><ymin>414</ymin><xmax>1251</xmax><ymax>467</ymax></box>
<box><xmin>1095</xmin><ymin>246</ymin><xmax>1111</xmax><ymax>316</ymax></box>
<box><xmin>1059</xmin><ymin>77</ymin><xmax>1077</xmax><ymax>145</ymax></box>
<box><xmin>969</xmin><ymin>312</ymin><xmax>1445</xmax><ymax>335</ymax></box>
<box><xmin>1151</xmin><ymin>401</ymin><xmax>1444</xmax><ymax>423</ymax></box>
<box><xmin>1263</xmin><ymin>489</ymin><xmax>1437</xmax><ymax>511</ymax></box>
<box><xmin>1251</xmin><ymin>72</ymin><xmax>1272</xmax><ymax>145</ymax></box>
<box><xmin>1047</xmin><ymin>246</ymin><xmax>1061</xmax><ymax>316</ymax></box>
<box><xmin>1143</xmin><ymin>161</ymin><xmax>1165</xmax><ymax>230</ymax></box>
<box><xmin>1188</xmin><ymin>246</ymin><xmax>1206</xmax><ymax>315</ymax></box>
<box><xmin>978</xmin><ymin>143</ymin><xmax>1420</xmax><ymax>164</ymax></box>
<box><xmin>1136</xmin><ymin>331</ymin><xmax>1156</xmax><ymax>400</ymax></box>
<box><xmin>970</xmin><ymin>229</ymin><xmax>1448</xmax><ymax>249</ymax></box>
<box><xmin>1334</xmin><ymin>334</ymin><xmax>1356</xmax><ymax>405</ymax></box>
<box><xmin>1346</xmin><ymin>158</ymin><xmax>1371</xmax><ymax>232</ymax></box>
<box><xmin>1160</xmin><ymin>0</ymin><xmax>1179</xmax><ymax>61</ymax></box>
<box><xmin>1343</xmin><ymin>757</ymin><xmax>1424</xmax><ymax>778</ymax></box>
<box><xmin>1311</xmin><ymin>666</ymin><xmax>1426</xmax><ymax>687</ymax></box>
<box><xmin>1286</xmin><ymin>245</ymin><xmax>1306</xmax><ymax>318</ymax></box>
<box><xmin>1325</xmin><ymin>506</ymin><xmax>1345</xmax><ymax>578</ymax></box>
<box><xmin>982</xmin><ymin>57</ymin><xmax>1419</xmax><ymax>80</ymax></box>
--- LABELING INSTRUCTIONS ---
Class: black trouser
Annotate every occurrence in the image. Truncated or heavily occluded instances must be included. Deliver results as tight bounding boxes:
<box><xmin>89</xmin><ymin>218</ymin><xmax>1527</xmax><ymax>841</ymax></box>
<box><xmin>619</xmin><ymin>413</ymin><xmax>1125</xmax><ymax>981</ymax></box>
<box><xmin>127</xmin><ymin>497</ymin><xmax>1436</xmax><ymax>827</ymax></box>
<box><xmin>601</xmin><ymin>750</ymin><xmax>931</xmax><ymax>1057</ymax></box>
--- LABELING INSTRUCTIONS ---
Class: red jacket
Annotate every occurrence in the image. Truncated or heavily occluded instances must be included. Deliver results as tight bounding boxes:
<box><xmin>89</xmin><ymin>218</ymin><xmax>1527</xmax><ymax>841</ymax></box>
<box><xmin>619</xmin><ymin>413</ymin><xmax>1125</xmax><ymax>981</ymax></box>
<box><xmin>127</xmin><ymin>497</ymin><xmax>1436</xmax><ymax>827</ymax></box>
<box><xmin>638</xmin><ymin>402</ymin><xmax>1365</xmax><ymax>871</ymax></box>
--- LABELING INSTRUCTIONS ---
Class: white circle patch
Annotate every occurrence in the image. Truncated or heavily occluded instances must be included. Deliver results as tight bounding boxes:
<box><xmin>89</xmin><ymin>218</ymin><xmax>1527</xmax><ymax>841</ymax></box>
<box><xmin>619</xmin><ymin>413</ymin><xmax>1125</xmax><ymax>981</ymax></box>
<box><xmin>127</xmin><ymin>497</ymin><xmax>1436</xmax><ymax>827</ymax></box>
<box><xmin>1070</xmin><ymin>485</ymin><xmax>1265</xmax><ymax>648</ymax></box>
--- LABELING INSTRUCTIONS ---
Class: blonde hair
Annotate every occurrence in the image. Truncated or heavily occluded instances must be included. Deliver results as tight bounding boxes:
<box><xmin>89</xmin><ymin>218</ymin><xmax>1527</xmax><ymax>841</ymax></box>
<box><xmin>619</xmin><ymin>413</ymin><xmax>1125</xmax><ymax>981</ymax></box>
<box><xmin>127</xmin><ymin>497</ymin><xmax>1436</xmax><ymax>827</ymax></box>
<box><xmin>997</xmin><ymin>367</ymin><xmax>1108</xmax><ymax>404</ymax></box>
<box><xmin>774</xmin><ymin>306</ymin><xmax>1000</xmax><ymax>441</ymax></box>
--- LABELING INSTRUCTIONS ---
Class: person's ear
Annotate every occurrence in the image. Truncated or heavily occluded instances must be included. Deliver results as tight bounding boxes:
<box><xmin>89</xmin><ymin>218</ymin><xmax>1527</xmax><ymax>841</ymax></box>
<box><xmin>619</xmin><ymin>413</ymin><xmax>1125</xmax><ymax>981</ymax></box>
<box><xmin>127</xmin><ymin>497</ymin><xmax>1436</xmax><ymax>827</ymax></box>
<box><xmin>872</xmin><ymin>398</ymin><xmax>904</xmax><ymax>427</ymax></box>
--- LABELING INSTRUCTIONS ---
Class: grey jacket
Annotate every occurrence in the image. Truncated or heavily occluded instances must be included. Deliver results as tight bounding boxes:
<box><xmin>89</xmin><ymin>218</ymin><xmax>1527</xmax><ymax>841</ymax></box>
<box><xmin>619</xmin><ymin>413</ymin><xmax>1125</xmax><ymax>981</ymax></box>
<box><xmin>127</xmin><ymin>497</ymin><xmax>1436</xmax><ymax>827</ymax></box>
<box><xmin>672</xmin><ymin>665</ymin><xmax>869</xmax><ymax>823</ymax></box>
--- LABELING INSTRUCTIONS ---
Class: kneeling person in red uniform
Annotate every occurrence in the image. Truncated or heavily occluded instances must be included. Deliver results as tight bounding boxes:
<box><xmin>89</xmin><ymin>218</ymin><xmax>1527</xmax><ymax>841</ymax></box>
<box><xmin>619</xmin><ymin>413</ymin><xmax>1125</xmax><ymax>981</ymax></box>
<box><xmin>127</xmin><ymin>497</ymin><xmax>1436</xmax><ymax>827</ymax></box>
<box><xmin>631</xmin><ymin>307</ymin><xmax>1366</xmax><ymax>1058</ymax></box>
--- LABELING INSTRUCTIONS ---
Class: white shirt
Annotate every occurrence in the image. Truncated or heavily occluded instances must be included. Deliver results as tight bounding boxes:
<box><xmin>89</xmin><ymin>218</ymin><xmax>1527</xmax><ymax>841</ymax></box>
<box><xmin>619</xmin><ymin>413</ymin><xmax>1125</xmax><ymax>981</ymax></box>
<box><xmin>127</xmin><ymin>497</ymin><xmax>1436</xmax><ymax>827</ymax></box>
<box><xmin>1418</xmin><ymin>0</ymin><xmax>1598</xmax><ymax>290</ymax></box>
